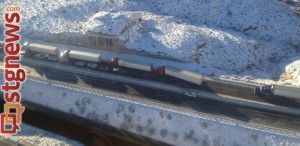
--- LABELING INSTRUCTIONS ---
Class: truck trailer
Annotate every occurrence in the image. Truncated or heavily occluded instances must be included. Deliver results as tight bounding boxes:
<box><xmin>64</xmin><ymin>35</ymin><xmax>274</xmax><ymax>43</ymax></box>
<box><xmin>165</xmin><ymin>65</ymin><xmax>203</xmax><ymax>85</ymax></box>
<box><xmin>68</xmin><ymin>50</ymin><xmax>101</xmax><ymax>63</ymax></box>
<box><xmin>29</xmin><ymin>43</ymin><xmax>60</xmax><ymax>56</ymax></box>
<box><xmin>255</xmin><ymin>84</ymin><xmax>300</xmax><ymax>99</ymax></box>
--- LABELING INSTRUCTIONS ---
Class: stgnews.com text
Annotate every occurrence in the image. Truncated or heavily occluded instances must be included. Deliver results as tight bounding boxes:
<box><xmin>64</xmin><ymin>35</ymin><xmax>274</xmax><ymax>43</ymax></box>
<box><xmin>0</xmin><ymin>6</ymin><xmax>26</xmax><ymax>135</ymax></box>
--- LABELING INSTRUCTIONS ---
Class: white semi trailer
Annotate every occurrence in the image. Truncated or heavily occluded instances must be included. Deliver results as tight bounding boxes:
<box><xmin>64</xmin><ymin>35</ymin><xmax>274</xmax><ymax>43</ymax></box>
<box><xmin>67</xmin><ymin>50</ymin><xmax>101</xmax><ymax>68</ymax></box>
<box><xmin>255</xmin><ymin>84</ymin><xmax>300</xmax><ymax>99</ymax></box>
<box><xmin>29</xmin><ymin>43</ymin><xmax>59</xmax><ymax>56</ymax></box>
<box><xmin>165</xmin><ymin>65</ymin><xmax>203</xmax><ymax>85</ymax></box>
<box><xmin>24</xmin><ymin>43</ymin><xmax>60</xmax><ymax>61</ymax></box>
<box><xmin>117</xmin><ymin>59</ymin><xmax>152</xmax><ymax>72</ymax></box>
<box><xmin>68</xmin><ymin>50</ymin><xmax>101</xmax><ymax>63</ymax></box>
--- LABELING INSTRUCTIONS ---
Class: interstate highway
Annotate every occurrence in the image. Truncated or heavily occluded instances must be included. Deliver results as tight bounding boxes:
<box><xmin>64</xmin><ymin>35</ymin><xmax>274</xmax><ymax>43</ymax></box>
<box><xmin>0</xmin><ymin>53</ymin><xmax>300</xmax><ymax>116</ymax></box>
<box><xmin>0</xmin><ymin>56</ymin><xmax>300</xmax><ymax>142</ymax></box>
<box><xmin>2</xmin><ymin>73</ymin><xmax>300</xmax><ymax>145</ymax></box>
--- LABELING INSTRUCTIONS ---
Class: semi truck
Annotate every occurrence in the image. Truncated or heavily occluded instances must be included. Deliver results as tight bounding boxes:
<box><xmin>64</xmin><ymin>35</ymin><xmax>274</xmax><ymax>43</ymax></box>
<box><xmin>255</xmin><ymin>84</ymin><xmax>300</xmax><ymax>99</ymax></box>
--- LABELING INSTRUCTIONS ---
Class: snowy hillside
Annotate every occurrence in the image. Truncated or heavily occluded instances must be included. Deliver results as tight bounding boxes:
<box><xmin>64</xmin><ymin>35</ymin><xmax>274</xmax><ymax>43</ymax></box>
<box><xmin>0</xmin><ymin>0</ymin><xmax>299</xmax><ymax>86</ymax></box>
<box><xmin>2</xmin><ymin>124</ymin><xmax>83</xmax><ymax>145</ymax></box>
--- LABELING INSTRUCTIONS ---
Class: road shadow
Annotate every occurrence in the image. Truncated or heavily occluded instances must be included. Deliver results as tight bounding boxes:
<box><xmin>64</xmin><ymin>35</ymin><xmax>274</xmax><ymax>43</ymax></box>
<box><xmin>33</xmin><ymin>65</ymin><xmax>129</xmax><ymax>93</ymax></box>
<box><xmin>128</xmin><ymin>85</ymin><xmax>251</xmax><ymax>122</ymax></box>
<box><xmin>259</xmin><ymin>95</ymin><xmax>300</xmax><ymax>108</ymax></box>
<box><xmin>79</xmin><ymin>75</ymin><xmax>128</xmax><ymax>93</ymax></box>
<box><xmin>34</xmin><ymin>66</ymin><xmax>79</xmax><ymax>84</ymax></box>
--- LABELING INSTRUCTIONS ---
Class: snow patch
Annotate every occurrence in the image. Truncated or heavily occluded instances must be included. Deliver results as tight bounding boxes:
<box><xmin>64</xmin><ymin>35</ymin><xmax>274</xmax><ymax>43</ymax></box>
<box><xmin>83</xmin><ymin>11</ymin><xmax>143</xmax><ymax>43</ymax></box>
<box><xmin>279</xmin><ymin>59</ymin><xmax>300</xmax><ymax>86</ymax></box>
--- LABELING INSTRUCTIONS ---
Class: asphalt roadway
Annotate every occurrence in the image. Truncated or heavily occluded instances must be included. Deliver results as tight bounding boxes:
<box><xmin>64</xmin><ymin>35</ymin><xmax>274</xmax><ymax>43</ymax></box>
<box><xmin>11</xmin><ymin>55</ymin><xmax>300</xmax><ymax>115</ymax></box>
<box><xmin>0</xmin><ymin>55</ymin><xmax>299</xmax><ymax>134</ymax></box>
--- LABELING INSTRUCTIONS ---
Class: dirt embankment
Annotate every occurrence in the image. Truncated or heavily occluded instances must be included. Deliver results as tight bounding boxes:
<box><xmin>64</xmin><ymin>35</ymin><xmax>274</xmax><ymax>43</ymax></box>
<box><xmin>24</xmin><ymin>31</ymin><xmax>184</xmax><ymax>62</ymax></box>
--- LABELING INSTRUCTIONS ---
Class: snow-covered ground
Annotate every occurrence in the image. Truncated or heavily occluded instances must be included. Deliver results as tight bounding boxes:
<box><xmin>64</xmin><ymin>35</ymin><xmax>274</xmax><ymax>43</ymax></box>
<box><xmin>0</xmin><ymin>123</ymin><xmax>83</xmax><ymax>146</ymax></box>
<box><xmin>0</xmin><ymin>0</ymin><xmax>299</xmax><ymax>86</ymax></box>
